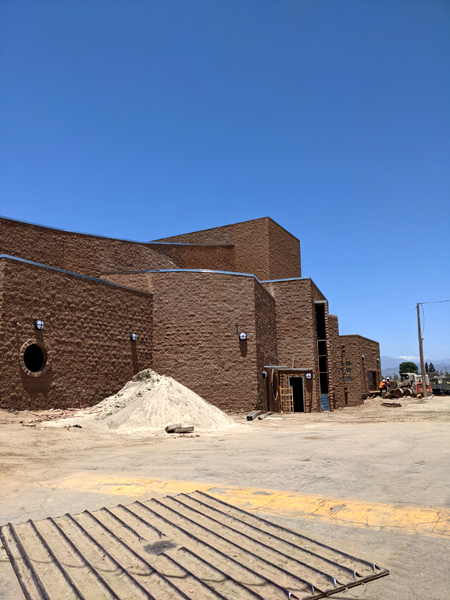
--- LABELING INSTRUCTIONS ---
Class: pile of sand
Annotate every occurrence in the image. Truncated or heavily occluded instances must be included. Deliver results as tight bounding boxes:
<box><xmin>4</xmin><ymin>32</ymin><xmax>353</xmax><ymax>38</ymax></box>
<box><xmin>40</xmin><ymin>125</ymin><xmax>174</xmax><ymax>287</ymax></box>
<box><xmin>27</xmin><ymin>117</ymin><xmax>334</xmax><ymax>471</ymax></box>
<box><xmin>45</xmin><ymin>369</ymin><xmax>237</xmax><ymax>434</ymax></box>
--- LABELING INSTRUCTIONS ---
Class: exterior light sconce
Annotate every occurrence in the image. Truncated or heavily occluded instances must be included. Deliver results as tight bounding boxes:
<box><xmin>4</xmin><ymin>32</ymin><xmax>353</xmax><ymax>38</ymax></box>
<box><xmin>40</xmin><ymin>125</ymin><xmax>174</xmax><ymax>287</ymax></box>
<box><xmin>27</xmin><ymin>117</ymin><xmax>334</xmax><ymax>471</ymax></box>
<box><xmin>262</xmin><ymin>370</ymin><xmax>268</xmax><ymax>378</ymax></box>
<box><xmin>305</xmin><ymin>372</ymin><xmax>312</xmax><ymax>380</ymax></box>
<box><xmin>377</xmin><ymin>358</ymin><xmax>380</xmax><ymax>363</ymax></box>
<box><xmin>130</xmin><ymin>333</ymin><xmax>138</xmax><ymax>342</ymax></box>
<box><xmin>236</xmin><ymin>323</ymin><xmax>247</xmax><ymax>341</ymax></box>
<box><xmin>34</xmin><ymin>320</ymin><xmax>45</xmax><ymax>331</ymax></box>
<box><xmin>362</xmin><ymin>355</ymin><xmax>365</xmax><ymax>360</ymax></box>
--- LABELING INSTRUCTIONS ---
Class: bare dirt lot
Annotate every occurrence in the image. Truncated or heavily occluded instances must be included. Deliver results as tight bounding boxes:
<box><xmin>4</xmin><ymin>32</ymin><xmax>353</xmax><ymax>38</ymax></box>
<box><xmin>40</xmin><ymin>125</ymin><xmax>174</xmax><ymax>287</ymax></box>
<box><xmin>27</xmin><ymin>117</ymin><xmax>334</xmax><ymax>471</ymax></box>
<box><xmin>1</xmin><ymin>395</ymin><xmax>450</xmax><ymax>599</ymax></box>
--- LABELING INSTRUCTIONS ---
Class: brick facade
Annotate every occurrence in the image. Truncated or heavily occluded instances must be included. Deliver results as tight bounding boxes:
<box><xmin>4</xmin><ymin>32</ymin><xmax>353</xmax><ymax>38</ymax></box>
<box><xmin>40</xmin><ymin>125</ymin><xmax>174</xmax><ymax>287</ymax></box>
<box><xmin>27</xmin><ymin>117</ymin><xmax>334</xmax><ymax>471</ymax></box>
<box><xmin>0</xmin><ymin>216</ymin><xmax>379</xmax><ymax>413</ymax></box>
<box><xmin>103</xmin><ymin>270</ymin><xmax>277</xmax><ymax>413</ymax></box>
<box><xmin>156</xmin><ymin>217</ymin><xmax>301</xmax><ymax>281</ymax></box>
<box><xmin>0</xmin><ymin>257</ymin><xmax>152</xmax><ymax>410</ymax></box>
<box><xmin>339</xmin><ymin>335</ymin><xmax>382</xmax><ymax>405</ymax></box>
<box><xmin>262</xmin><ymin>278</ymin><xmax>322</xmax><ymax>411</ymax></box>
<box><xmin>0</xmin><ymin>217</ymin><xmax>235</xmax><ymax>278</ymax></box>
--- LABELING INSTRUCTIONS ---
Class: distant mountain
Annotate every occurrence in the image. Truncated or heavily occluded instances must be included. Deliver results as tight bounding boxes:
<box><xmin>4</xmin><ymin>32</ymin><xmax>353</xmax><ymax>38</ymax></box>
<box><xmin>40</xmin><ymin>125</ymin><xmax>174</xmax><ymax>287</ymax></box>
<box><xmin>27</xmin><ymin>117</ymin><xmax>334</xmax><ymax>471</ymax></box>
<box><xmin>381</xmin><ymin>356</ymin><xmax>450</xmax><ymax>376</ymax></box>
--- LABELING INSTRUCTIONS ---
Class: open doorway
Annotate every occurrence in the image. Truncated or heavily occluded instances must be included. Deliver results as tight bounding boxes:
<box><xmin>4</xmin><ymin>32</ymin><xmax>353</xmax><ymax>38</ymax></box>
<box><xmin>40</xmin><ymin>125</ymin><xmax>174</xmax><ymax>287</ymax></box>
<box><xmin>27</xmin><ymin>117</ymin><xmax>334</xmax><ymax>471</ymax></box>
<box><xmin>289</xmin><ymin>377</ymin><xmax>305</xmax><ymax>412</ymax></box>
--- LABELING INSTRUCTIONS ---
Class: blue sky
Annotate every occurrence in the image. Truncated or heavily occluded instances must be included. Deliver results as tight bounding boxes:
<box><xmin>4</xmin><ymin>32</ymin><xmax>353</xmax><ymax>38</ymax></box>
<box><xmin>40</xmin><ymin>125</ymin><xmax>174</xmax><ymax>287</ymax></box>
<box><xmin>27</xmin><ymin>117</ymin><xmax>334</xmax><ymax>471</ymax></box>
<box><xmin>1</xmin><ymin>0</ymin><xmax>449</xmax><ymax>360</ymax></box>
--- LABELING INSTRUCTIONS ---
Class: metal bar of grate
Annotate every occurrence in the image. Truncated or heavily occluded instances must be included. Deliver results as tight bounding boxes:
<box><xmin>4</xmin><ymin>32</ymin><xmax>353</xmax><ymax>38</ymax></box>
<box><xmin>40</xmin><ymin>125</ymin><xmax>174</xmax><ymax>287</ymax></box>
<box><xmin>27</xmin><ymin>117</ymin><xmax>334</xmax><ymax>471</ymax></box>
<box><xmin>0</xmin><ymin>491</ymin><xmax>389</xmax><ymax>600</ymax></box>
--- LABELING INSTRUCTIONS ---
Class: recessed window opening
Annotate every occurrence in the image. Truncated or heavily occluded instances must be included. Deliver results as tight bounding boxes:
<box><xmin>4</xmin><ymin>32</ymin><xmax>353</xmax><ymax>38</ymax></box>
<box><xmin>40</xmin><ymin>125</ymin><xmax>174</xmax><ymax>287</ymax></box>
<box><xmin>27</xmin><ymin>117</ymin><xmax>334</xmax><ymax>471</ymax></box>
<box><xmin>315</xmin><ymin>304</ymin><xmax>326</xmax><ymax>340</ymax></box>
<box><xmin>318</xmin><ymin>341</ymin><xmax>327</xmax><ymax>355</ymax></box>
<box><xmin>23</xmin><ymin>344</ymin><xmax>46</xmax><ymax>373</ymax></box>
<box><xmin>320</xmin><ymin>373</ymin><xmax>329</xmax><ymax>394</ymax></box>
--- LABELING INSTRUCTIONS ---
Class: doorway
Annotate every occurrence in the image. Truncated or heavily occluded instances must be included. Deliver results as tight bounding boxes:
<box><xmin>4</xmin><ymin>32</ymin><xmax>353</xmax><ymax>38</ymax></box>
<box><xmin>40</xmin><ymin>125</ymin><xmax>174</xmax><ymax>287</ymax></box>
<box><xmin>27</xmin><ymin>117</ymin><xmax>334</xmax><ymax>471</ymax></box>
<box><xmin>289</xmin><ymin>377</ymin><xmax>305</xmax><ymax>412</ymax></box>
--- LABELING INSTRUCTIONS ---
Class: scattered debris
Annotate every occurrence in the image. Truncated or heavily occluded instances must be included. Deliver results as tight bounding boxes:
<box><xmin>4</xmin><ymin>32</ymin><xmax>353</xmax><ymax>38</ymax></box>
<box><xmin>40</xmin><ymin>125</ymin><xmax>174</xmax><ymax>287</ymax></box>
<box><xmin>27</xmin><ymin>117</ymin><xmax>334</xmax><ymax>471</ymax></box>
<box><xmin>165</xmin><ymin>423</ymin><xmax>182</xmax><ymax>432</ymax></box>
<box><xmin>381</xmin><ymin>402</ymin><xmax>402</xmax><ymax>408</ymax></box>
<box><xmin>165</xmin><ymin>425</ymin><xmax>194</xmax><ymax>434</ymax></box>
<box><xmin>258</xmin><ymin>412</ymin><xmax>273</xmax><ymax>420</ymax></box>
<box><xmin>247</xmin><ymin>410</ymin><xmax>262</xmax><ymax>421</ymax></box>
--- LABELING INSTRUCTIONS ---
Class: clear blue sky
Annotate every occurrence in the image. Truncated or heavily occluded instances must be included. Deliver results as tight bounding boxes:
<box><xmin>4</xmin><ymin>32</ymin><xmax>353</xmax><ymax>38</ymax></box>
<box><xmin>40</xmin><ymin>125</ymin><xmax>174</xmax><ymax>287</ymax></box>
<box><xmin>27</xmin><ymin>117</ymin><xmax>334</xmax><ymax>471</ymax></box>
<box><xmin>1</xmin><ymin>0</ymin><xmax>449</xmax><ymax>361</ymax></box>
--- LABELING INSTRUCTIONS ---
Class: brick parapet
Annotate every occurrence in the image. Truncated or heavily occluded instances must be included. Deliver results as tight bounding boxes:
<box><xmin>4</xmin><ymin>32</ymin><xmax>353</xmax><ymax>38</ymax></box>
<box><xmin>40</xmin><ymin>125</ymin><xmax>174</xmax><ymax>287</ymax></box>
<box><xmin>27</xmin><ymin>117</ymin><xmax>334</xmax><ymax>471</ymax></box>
<box><xmin>156</xmin><ymin>217</ymin><xmax>301</xmax><ymax>281</ymax></box>
<box><xmin>0</xmin><ymin>217</ymin><xmax>177</xmax><ymax>277</ymax></box>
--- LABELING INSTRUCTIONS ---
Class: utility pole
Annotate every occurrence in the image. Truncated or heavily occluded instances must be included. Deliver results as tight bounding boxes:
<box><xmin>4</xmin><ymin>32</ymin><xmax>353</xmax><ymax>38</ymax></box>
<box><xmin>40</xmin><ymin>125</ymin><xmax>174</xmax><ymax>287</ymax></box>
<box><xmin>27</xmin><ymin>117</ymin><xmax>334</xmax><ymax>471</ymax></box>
<box><xmin>416</xmin><ymin>303</ymin><xmax>428</xmax><ymax>399</ymax></box>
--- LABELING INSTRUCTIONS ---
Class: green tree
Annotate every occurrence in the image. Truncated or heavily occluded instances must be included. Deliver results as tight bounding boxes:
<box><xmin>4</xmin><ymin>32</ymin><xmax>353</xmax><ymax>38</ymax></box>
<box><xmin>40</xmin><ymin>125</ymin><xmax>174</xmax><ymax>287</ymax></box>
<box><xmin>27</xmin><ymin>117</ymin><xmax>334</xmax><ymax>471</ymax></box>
<box><xmin>425</xmin><ymin>362</ymin><xmax>429</xmax><ymax>372</ymax></box>
<box><xmin>399</xmin><ymin>361</ymin><xmax>418</xmax><ymax>374</ymax></box>
<box><xmin>429</xmin><ymin>362</ymin><xmax>436</xmax><ymax>373</ymax></box>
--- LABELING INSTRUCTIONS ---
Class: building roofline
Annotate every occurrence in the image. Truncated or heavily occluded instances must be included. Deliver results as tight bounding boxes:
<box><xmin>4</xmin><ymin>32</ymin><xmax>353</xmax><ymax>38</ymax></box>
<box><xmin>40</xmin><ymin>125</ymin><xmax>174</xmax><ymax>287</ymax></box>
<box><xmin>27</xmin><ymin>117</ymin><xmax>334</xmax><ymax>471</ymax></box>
<box><xmin>153</xmin><ymin>216</ymin><xmax>300</xmax><ymax>243</ymax></box>
<box><xmin>0</xmin><ymin>255</ymin><xmax>151</xmax><ymax>296</ymax></box>
<box><xmin>0</xmin><ymin>216</ymin><xmax>232</xmax><ymax>248</ymax></box>
<box><xmin>101</xmin><ymin>268</ymin><xmax>260</xmax><ymax>281</ymax></box>
<box><xmin>340</xmin><ymin>334</ymin><xmax>380</xmax><ymax>345</ymax></box>
<box><xmin>261</xmin><ymin>276</ymin><xmax>310</xmax><ymax>284</ymax></box>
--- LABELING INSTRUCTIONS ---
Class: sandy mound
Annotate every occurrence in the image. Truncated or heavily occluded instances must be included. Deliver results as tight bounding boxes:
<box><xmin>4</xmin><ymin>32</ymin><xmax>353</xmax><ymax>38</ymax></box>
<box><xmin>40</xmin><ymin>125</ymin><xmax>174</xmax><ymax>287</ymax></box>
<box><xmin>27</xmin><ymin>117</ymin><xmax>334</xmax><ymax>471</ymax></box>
<box><xmin>45</xmin><ymin>369</ymin><xmax>237</xmax><ymax>434</ymax></box>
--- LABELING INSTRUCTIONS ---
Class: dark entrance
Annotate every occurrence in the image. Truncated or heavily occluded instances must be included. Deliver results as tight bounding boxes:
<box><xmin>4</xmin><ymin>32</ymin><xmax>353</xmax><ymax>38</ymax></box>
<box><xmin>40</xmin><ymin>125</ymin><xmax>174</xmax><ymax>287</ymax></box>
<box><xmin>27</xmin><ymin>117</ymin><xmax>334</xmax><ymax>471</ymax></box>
<box><xmin>289</xmin><ymin>377</ymin><xmax>304</xmax><ymax>412</ymax></box>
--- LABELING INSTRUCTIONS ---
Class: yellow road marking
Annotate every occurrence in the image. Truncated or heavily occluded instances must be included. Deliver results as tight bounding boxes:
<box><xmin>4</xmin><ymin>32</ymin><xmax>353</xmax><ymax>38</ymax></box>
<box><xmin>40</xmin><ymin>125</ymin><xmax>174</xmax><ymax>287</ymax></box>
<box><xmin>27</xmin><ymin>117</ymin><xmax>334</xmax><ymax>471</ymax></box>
<box><xmin>51</xmin><ymin>474</ymin><xmax>450</xmax><ymax>539</ymax></box>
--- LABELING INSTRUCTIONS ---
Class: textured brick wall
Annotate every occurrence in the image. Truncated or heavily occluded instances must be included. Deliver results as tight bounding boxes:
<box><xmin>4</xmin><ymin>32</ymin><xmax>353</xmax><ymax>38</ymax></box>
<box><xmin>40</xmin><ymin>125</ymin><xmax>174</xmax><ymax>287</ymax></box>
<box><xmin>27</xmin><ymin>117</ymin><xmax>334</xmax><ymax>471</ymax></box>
<box><xmin>267</xmin><ymin>219</ymin><xmax>301</xmax><ymax>281</ymax></box>
<box><xmin>156</xmin><ymin>217</ymin><xmax>301</xmax><ymax>281</ymax></box>
<box><xmin>262</xmin><ymin>278</ymin><xmax>321</xmax><ymax>411</ymax></box>
<box><xmin>253</xmin><ymin>280</ymin><xmax>278</xmax><ymax>410</ymax></box>
<box><xmin>0</xmin><ymin>218</ymin><xmax>177</xmax><ymax>277</ymax></box>
<box><xmin>148</xmin><ymin>243</ymin><xmax>235</xmax><ymax>272</ymax></box>
<box><xmin>339</xmin><ymin>335</ymin><xmax>381</xmax><ymax>405</ymax></box>
<box><xmin>327</xmin><ymin>315</ymin><xmax>345</xmax><ymax>408</ymax></box>
<box><xmin>145</xmin><ymin>271</ymin><xmax>278</xmax><ymax>412</ymax></box>
<box><xmin>0</xmin><ymin>258</ymin><xmax>153</xmax><ymax>410</ymax></box>
<box><xmin>100</xmin><ymin>272</ymin><xmax>151</xmax><ymax>293</ymax></box>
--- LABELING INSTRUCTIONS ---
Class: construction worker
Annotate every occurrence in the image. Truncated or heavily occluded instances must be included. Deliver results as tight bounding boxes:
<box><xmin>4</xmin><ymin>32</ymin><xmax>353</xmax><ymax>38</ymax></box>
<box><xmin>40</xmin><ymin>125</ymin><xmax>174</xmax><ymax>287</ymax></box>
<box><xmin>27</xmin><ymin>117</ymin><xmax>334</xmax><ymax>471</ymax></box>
<box><xmin>379</xmin><ymin>379</ymin><xmax>387</xmax><ymax>396</ymax></box>
<box><xmin>386</xmin><ymin>377</ymin><xmax>391</xmax><ymax>389</ymax></box>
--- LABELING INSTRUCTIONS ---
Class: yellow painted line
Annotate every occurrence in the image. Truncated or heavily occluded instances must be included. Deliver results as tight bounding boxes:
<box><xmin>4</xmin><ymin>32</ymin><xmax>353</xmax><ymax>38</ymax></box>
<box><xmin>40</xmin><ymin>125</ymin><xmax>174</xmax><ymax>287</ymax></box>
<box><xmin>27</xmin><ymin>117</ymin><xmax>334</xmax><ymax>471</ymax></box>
<box><xmin>51</xmin><ymin>474</ymin><xmax>450</xmax><ymax>539</ymax></box>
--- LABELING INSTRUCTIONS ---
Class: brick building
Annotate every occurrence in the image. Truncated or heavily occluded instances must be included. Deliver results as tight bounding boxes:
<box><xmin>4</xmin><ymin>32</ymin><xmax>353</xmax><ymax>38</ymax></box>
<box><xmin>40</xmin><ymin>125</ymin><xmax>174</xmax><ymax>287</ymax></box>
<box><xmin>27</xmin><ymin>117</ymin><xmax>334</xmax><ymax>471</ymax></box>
<box><xmin>0</xmin><ymin>216</ymin><xmax>381</xmax><ymax>412</ymax></box>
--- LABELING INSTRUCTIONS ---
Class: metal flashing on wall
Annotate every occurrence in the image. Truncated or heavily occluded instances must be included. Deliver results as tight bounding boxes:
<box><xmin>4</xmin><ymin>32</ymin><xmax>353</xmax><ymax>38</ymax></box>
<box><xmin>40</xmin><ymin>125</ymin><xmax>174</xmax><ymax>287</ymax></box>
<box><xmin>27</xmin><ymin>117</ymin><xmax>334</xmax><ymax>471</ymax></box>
<box><xmin>0</xmin><ymin>255</ymin><xmax>151</xmax><ymax>296</ymax></box>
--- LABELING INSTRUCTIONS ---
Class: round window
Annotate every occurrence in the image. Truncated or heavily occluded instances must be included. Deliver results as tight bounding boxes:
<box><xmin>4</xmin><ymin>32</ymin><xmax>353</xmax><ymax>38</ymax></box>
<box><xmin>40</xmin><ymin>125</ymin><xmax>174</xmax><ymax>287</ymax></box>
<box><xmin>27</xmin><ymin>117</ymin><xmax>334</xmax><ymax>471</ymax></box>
<box><xmin>19</xmin><ymin>339</ymin><xmax>51</xmax><ymax>377</ymax></box>
<box><xmin>23</xmin><ymin>344</ymin><xmax>46</xmax><ymax>372</ymax></box>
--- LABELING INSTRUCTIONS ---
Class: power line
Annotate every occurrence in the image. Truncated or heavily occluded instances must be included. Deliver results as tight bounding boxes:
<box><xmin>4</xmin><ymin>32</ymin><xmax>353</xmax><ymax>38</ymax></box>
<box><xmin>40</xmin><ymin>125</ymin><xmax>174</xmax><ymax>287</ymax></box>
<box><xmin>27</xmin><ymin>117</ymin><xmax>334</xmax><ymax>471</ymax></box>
<box><xmin>417</xmin><ymin>299</ymin><xmax>450</xmax><ymax>305</ymax></box>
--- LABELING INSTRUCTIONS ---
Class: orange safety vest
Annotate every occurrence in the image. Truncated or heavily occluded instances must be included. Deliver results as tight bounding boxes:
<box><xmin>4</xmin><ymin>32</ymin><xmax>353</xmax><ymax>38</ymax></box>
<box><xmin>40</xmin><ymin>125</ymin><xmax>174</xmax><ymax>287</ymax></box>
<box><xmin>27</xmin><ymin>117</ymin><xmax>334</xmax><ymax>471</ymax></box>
<box><xmin>379</xmin><ymin>381</ymin><xmax>386</xmax><ymax>389</ymax></box>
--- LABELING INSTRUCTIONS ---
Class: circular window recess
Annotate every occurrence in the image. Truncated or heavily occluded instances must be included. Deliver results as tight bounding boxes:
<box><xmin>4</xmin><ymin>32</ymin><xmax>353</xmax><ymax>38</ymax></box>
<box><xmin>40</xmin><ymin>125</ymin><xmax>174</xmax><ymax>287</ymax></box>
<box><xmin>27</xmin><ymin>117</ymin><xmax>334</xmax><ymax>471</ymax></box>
<box><xmin>19</xmin><ymin>339</ymin><xmax>51</xmax><ymax>377</ymax></box>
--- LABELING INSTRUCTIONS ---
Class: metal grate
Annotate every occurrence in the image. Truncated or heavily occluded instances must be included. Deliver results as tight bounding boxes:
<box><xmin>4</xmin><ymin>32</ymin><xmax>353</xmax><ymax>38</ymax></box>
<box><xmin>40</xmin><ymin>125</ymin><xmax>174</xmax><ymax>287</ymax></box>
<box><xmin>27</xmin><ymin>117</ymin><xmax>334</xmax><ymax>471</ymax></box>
<box><xmin>1</xmin><ymin>491</ymin><xmax>388</xmax><ymax>599</ymax></box>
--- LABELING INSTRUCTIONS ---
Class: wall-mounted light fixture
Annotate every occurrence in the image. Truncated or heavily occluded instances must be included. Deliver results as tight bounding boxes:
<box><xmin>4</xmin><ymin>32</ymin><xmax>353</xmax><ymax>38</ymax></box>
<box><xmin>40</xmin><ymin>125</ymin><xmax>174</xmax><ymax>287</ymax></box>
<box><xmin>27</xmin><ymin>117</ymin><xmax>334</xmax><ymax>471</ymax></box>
<box><xmin>262</xmin><ymin>370</ymin><xmax>268</xmax><ymax>378</ymax></box>
<box><xmin>34</xmin><ymin>320</ymin><xmax>44</xmax><ymax>331</ymax></box>
<box><xmin>305</xmin><ymin>372</ymin><xmax>312</xmax><ymax>380</ymax></box>
<box><xmin>377</xmin><ymin>358</ymin><xmax>380</xmax><ymax>363</ymax></box>
<box><xmin>239</xmin><ymin>332</ymin><xmax>247</xmax><ymax>341</ymax></box>
<box><xmin>362</xmin><ymin>355</ymin><xmax>365</xmax><ymax>360</ymax></box>
<box><xmin>130</xmin><ymin>333</ymin><xmax>138</xmax><ymax>342</ymax></box>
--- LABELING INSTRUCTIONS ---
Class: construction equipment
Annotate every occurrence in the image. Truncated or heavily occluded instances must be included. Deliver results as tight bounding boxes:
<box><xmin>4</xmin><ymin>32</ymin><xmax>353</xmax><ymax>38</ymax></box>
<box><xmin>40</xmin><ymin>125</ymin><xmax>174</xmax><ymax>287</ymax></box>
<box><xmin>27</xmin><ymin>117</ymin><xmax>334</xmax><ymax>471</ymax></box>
<box><xmin>428</xmin><ymin>374</ymin><xmax>450</xmax><ymax>395</ymax></box>
<box><xmin>387</xmin><ymin>373</ymin><xmax>431</xmax><ymax>398</ymax></box>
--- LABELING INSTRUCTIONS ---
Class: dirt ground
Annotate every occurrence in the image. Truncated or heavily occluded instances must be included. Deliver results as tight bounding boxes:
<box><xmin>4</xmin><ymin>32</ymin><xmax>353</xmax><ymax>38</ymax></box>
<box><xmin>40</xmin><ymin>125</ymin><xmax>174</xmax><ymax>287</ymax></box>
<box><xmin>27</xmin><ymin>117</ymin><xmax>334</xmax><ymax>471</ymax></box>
<box><xmin>1</xmin><ymin>394</ymin><xmax>450</xmax><ymax>599</ymax></box>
